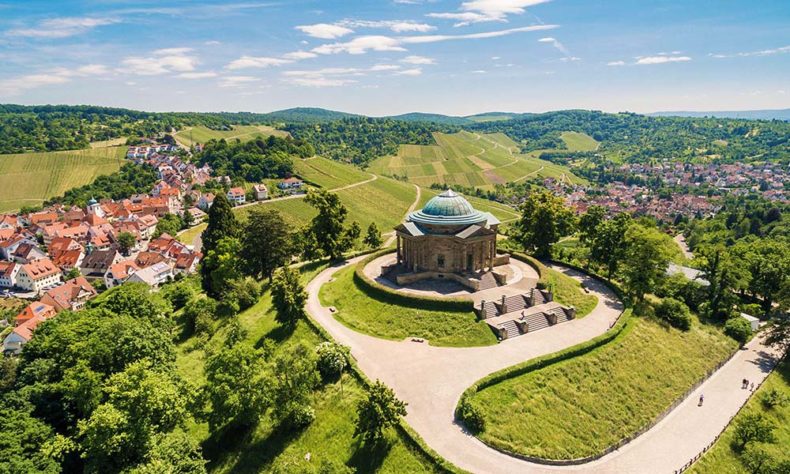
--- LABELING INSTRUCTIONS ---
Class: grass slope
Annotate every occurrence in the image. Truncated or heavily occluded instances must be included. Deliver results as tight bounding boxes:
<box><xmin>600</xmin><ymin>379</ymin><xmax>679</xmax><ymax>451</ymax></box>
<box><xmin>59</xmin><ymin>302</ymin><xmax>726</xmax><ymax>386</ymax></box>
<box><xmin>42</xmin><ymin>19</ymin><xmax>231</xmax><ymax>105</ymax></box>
<box><xmin>468</xmin><ymin>315</ymin><xmax>738</xmax><ymax>460</ymax></box>
<box><xmin>293</xmin><ymin>157</ymin><xmax>371</xmax><ymax>190</ymax></box>
<box><xmin>545</xmin><ymin>267</ymin><xmax>598</xmax><ymax>318</ymax></box>
<box><xmin>174</xmin><ymin>125</ymin><xmax>288</xmax><ymax>147</ymax></box>
<box><xmin>319</xmin><ymin>266</ymin><xmax>497</xmax><ymax>347</ymax></box>
<box><xmin>560</xmin><ymin>131</ymin><xmax>599</xmax><ymax>152</ymax></box>
<box><xmin>368</xmin><ymin>131</ymin><xmax>585</xmax><ymax>189</ymax></box>
<box><xmin>691</xmin><ymin>361</ymin><xmax>790</xmax><ymax>474</ymax></box>
<box><xmin>0</xmin><ymin>147</ymin><xmax>125</xmax><ymax>212</ymax></box>
<box><xmin>176</xmin><ymin>264</ymin><xmax>443</xmax><ymax>473</ymax></box>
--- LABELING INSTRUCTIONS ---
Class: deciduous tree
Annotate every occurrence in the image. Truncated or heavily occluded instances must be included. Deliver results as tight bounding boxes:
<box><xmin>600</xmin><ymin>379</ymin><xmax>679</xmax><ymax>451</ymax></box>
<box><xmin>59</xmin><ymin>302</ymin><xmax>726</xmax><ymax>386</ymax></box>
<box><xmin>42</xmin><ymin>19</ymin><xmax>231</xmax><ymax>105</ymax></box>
<box><xmin>240</xmin><ymin>208</ymin><xmax>293</xmax><ymax>281</ymax></box>
<box><xmin>354</xmin><ymin>380</ymin><xmax>407</xmax><ymax>442</ymax></box>
<box><xmin>516</xmin><ymin>190</ymin><xmax>576</xmax><ymax>258</ymax></box>
<box><xmin>200</xmin><ymin>193</ymin><xmax>238</xmax><ymax>295</ymax></box>
<box><xmin>271</xmin><ymin>266</ymin><xmax>307</xmax><ymax>327</ymax></box>
<box><xmin>364</xmin><ymin>222</ymin><xmax>383</xmax><ymax>249</ymax></box>
<box><xmin>621</xmin><ymin>224</ymin><xmax>673</xmax><ymax>302</ymax></box>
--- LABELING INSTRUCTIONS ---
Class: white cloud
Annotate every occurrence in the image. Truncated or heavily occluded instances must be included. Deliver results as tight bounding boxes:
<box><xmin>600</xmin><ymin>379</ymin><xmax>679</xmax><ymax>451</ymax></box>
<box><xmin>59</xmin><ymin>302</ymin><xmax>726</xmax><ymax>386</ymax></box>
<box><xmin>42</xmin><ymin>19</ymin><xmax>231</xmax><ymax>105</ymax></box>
<box><xmin>401</xmin><ymin>55</ymin><xmax>435</xmax><ymax>64</ymax></box>
<box><xmin>312</xmin><ymin>35</ymin><xmax>406</xmax><ymax>54</ymax></box>
<box><xmin>311</xmin><ymin>24</ymin><xmax>555</xmax><ymax>55</ymax></box>
<box><xmin>283</xmin><ymin>50</ymin><xmax>318</xmax><ymax>60</ymax></box>
<box><xmin>225</xmin><ymin>55</ymin><xmax>293</xmax><ymax>70</ymax></box>
<box><xmin>491</xmin><ymin>56</ymin><xmax>501</xmax><ymax>60</ymax></box>
<box><xmin>395</xmin><ymin>67</ymin><xmax>422</xmax><ymax>76</ymax></box>
<box><xmin>401</xmin><ymin>24</ymin><xmax>557</xmax><ymax>44</ymax></box>
<box><xmin>7</xmin><ymin>16</ymin><xmax>119</xmax><ymax>38</ymax></box>
<box><xmin>290</xmin><ymin>77</ymin><xmax>357</xmax><ymax>87</ymax></box>
<box><xmin>635</xmin><ymin>55</ymin><xmax>691</xmax><ymax>65</ymax></box>
<box><xmin>709</xmin><ymin>45</ymin><xmax>790</xmax><ymax>59</ymax></box>
<box><xmin>153</xmin><ymin>47</ymin><xmax>193</xmax><ymax>56</ymax></box>
<box><xmin>0</xmin><ymin>74</ymin><xmax>69</xmax><ymax>96</ymax></box>
<box><xmin>218</xmin><ymin>75</ymin><xmax>260</xmax><ymax>87</ymax></box>
<box><xmin>428</xmin><ymin>0</ymin><xmax>551</xmax><ymax>26</ymax></box>
<box><xmin>471</xmin><ymin>69</ymin><xmax>487</xmax><ymax>73</ymax></box>
<box><xmin>370</xmin><ymin>64</ymin><xmax>402</xmax><ymax>71</ymax></box>
<box><xmin>179</xmin><ymin>71</ymin><xmax>218</xmax><ymax>79</ymax></box>
<box><xmin>205</xmin><ymin>40</ymin><xmax>222</xmax><ymax>46</ymax></box>
<box><xmin>72</xmin><ymin>64</ymin><xmax>110</xmax><ymax>76</ymax></box>
<box><xmin>607</xmin><ymin>60</ymin><xmax>625</xmax><ymax>66</ymax></box>
<box><xmin>340</xmin><ymin>19</ymin><xmax>436</xmax><ymax>33</ymax></box>
<box><xmin>295</xmin><ymin>23</ymin><xmax>354</xmax><ymax>39</ymax></box>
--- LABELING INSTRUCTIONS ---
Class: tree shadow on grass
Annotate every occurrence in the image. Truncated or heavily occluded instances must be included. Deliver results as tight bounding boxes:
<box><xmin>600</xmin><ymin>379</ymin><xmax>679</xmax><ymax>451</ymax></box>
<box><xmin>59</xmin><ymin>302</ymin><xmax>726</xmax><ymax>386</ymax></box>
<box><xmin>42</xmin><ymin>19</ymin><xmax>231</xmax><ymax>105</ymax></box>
<box><xmin>347</xmin><ymin>437</ymin><xmax>392</xmax><ymax>473</ymax></box>
<box><xmin>257</xmin><ymin>320</ymin><xmax>297</xmax><ymax>347</ymax></box>
<box><xmin>203</xmin><ymin>420</ymin><xmax>307</xmax><ymax>474</ymax></box>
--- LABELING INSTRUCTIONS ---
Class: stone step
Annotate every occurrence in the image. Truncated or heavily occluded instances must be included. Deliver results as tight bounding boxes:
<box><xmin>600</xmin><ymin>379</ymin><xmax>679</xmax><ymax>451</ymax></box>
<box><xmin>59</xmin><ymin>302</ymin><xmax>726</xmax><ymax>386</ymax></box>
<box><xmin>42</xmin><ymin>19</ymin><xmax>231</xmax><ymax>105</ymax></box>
<box><xmin>496</xmin><ymin>319</ymin><xmax>522</xmax><ymax>339</ymax></box>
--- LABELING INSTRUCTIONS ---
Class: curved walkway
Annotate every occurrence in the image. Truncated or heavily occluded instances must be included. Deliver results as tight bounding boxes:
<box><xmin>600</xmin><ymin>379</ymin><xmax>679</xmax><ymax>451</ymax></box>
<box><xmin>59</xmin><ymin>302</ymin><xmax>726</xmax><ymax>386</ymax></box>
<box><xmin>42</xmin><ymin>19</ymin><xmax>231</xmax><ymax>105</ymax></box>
<box><xmin>306</xmin><ymin>257</ymin><xmax>779</xmax><ymax>473</ymax></box>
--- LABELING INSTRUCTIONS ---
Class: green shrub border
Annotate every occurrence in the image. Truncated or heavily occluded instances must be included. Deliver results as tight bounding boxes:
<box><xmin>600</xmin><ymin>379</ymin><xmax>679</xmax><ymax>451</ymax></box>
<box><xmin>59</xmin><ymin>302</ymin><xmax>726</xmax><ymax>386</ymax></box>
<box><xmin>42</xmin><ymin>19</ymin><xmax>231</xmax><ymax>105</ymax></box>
<box><xmin>351</xmin><ymin>249</ymin><xmax>476</xmax><ymax>313</ymax></box>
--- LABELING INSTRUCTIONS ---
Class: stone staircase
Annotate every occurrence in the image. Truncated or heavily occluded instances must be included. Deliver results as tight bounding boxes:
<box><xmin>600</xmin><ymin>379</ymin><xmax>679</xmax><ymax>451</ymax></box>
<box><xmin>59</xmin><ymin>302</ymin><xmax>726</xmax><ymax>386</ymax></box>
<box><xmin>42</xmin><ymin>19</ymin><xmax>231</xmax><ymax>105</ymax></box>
<box><xmin>496</xmin><ymin>319</ymin><xmax>522</xmax><ymax>339</ymax></box>
<box><xmin>522</xmin><ymin>312</ymin><xmax>551</xmax><ymax>333</ymax></box>
<box><xmin>477</xmin><ymin>272</ymin><xmax>499</xmax><ymax>291</ymax></box>
<box><xmin>478</xmin><ymin>301</ymin><xmax>499</xmax><ymax>319</ymax></box>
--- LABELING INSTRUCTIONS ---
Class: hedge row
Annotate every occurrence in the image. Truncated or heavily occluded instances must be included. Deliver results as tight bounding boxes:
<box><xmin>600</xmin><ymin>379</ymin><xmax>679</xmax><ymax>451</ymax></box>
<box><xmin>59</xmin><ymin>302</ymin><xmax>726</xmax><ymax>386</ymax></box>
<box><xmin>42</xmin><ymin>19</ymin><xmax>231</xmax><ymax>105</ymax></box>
<box><xmin>352</xmin><ymin>249</ymin><xmax>475</xmax><ymax>313</ymax></box>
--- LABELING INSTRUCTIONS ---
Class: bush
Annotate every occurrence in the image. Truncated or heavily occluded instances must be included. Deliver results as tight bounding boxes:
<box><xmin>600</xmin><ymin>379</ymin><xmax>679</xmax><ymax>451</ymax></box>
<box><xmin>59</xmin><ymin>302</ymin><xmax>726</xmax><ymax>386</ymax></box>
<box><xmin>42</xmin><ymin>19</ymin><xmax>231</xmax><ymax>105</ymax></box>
<box><xmin>217</xmin><ymin>298</ymin><xmax>240</xmax><ymax>318</ymax></box>
<box><xmin>227</xmin><ymin>277</ymin><xmax>262</xmax><ymax>311</ymax></box>
<box><xmin>183</xmin><ymin>297</ymin><xmax>218</xmax><ymax>335</ymax></box>
<box><xmin>162</xmin><ymin>283</ymin><xmax>195</xmax><ymax>310</ymax></box>
<box><xmin>315</xmin><ymin>342</ymin><xmax>348</xmax><ymax>381</ymax></box>
<box><xmin>725</xmin><ymin>317</ymin><xmax>753</xmax><ymax>345</ymax></box>
<box><xmin>760</xmin><ymin>388</ymin><xmax>789</xmax><ymax>409</ymax></box>
<box><xmin>731</xmin><ymin>413</ymin><xmax>775</xmax><ymax>451</ymax></box>
<box><xmin>655</xmin><ymin>297</ymin><xmax>692</xmax><ymax>330</ymax></box>
<box><xmin>285</xmin><ymin>404</ymin><xmax>316</xmax><ymax>430</ymax></box>
<box><xmin>457</xmin><ymin>399</ymin><xmax>485</xmax><ymax>434</ymax></box>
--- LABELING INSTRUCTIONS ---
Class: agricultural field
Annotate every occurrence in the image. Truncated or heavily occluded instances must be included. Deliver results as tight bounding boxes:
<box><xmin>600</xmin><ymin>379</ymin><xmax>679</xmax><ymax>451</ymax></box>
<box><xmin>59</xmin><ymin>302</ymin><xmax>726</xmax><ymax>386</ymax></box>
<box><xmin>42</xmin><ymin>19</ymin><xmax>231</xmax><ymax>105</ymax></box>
<box><xmin>560</xmin><ymin>131</ymin><xmax>599</xmax><ymax>151</ymax></box>
<box><xmin>467</xmin><ymin>315</ymin><xmax>738</xmax><ymax>460</ymax></box>
<box><xmin>174</xmin><ymin>125</ymin><xmax>288</xmax><ymax>147</ymax></box>
<box><xmin>319</xmin><ymin>266</ymin><xmax>497</xmax><ymax>347</ymax></box>
<box><xmin>368</xmin><ymin>131</ymin><xmax>585</xmax><ymax>189</ymax></box>
<box><xmin>0</xmin><ymin>147</ymin><xmax>125</xmax><ymax>212</ymax></box>
<box><xmin>293</xmin><ymin>156</ymin><xmax>372</xmax><ymax>190</ymax></box>
<box><xmin>181</xmin><ymin>174</ymin><xmax>417</xmax><ymax>248</ymax></box>
<box><xmin>691</xmin><ymin>361</ymin><xmax>790</xmax><ymax>474</ymax></box>
<box><xmin>176</xmin><ymin>266</ymin><xmax>443</xmax><ymax>473</ymax></box>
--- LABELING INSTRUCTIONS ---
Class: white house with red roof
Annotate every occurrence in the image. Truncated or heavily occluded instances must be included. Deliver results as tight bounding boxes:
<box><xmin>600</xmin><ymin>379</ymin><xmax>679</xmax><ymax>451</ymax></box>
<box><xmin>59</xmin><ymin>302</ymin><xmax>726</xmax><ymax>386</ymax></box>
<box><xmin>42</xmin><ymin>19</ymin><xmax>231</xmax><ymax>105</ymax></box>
<box><xmin>17</xmin><ymin>258</ymin><xmax>62</xmax><ymax>293</ymax></box>
<box><xmin>227</xmin><ymin>187</ymin><xmax>246</xmax><ymax>205</ymax></box>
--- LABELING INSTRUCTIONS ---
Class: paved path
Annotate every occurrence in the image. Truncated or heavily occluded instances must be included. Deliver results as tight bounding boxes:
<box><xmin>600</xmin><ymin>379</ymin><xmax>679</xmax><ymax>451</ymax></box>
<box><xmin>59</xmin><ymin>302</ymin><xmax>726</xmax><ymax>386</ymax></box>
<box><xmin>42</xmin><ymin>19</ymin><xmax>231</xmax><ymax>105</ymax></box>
<box><xmin>305</xmin><ymin>258</ymin><xmax>780</xmax><ymax>473</ymax></box>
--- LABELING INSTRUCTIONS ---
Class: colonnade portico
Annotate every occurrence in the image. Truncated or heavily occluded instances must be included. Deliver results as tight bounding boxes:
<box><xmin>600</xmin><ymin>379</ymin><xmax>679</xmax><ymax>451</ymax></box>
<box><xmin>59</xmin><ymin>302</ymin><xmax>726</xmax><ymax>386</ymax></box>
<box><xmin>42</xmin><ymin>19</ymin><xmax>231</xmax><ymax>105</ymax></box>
<box><xmin>391</xmin><ymin>189</ymin><xmax>508</xmax><ymax>289</ymax></box>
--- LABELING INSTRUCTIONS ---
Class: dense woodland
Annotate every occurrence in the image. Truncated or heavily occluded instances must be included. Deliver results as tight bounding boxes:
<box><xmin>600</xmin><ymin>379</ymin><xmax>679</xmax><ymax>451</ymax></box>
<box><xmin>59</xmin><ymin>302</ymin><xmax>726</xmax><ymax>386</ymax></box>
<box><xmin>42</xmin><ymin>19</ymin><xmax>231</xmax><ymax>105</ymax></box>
<box><xmin>284</xmin><ymin>117</ymin><xmax>458</xmax><ymax>165</ymax></box>
<box><xmin>196</xmin><ymin>135</ymin><xmax>314</xmax><ymax>182</ymax></box>
<box><xmin>472</xmin><ymin>110</ymin><xmax>790</xmax><ymax>164</ymax></box>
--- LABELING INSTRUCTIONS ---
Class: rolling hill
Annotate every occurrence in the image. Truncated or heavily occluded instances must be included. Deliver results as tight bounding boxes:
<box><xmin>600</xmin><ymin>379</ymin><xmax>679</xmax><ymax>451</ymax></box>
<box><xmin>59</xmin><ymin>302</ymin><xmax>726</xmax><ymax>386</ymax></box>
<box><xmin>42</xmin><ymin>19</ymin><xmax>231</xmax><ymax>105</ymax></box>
<box><xmin>367</xmin><ymin>130</ymin><xmax>586</xmax><ymax>189</ymax></box>
<box><xmin>0</xmin><ymin>146</ymin><xmax>126</xmax><ymax>212</ymax></box>
<box><xmin>649</xmin><ymin>108</ymin><xmax>790</xmax><ymax>121</ymax></box>
<box><xmin>174</xmin><ymin>125</ymin><xmax>288</xmax><ymax>147</ymax></box>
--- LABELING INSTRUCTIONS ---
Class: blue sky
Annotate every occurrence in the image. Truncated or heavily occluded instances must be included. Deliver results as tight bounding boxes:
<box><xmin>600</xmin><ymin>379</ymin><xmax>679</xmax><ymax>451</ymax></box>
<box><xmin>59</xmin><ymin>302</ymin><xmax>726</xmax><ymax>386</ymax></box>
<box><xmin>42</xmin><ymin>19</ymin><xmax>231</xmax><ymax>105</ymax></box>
<box><xmin>0</xmin><ymin>0</ymin><xmax>788</xmax><ymax>115</ymax></box>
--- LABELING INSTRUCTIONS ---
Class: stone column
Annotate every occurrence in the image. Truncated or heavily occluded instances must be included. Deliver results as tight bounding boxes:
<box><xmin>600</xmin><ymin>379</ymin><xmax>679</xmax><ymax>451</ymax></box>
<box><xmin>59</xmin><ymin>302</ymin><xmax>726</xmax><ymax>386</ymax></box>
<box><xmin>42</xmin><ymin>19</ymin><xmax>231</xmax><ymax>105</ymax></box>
<box><xmin>396</xmin><ymin>235</ymin><xmax>401</xmax><ymax>264</ymax></box>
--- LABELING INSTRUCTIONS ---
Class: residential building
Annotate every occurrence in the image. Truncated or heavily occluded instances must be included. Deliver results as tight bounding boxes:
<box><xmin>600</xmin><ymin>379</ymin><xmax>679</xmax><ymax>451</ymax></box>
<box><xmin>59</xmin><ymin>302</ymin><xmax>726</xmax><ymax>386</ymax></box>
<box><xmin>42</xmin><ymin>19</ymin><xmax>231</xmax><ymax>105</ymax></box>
<box><xmin>17</xmin><ymin>258</ymin><xmax>62</xmax><ymax>293</ymax></box>
<box><xmin>0</xmin><ymin>261</ymin><xmax>19</xmax><ymax>288</ymax></box>
<box><xmin>253</xmin><ymin>184</ymin><xmax>269</xmax><ymax>200</ymax></box>
<box><xmin>104</xmin><ymin>260</ymin><xmax>140</xmax><ymax>288</ymax></box>
<box><xmin>40</xmin><ymin>276</ymin><xmax>97</xmax><ymax>312</ymax></box>
<box><xmin>126</xmin><ymin>261</ymin><xmax>173</xmax><ymax>288</ymax></box>
<box><xmin>14</xmin><ymin>302</ymin><xmax>56</xmax><ymax>327</ymax></box>
<box><xmin>227</xmin><ymin>187</ymin><xmax>246</xmax><ymax>205</ymax></box>
<box><xmin>3</xmin><ymin>315</ymin><xmax>47</xmax><ymax>354</ymax></box>
<box><xmin>80</xmin><ymin>249</ymin><xmax>121</xmax><ymax>277</ymax></box>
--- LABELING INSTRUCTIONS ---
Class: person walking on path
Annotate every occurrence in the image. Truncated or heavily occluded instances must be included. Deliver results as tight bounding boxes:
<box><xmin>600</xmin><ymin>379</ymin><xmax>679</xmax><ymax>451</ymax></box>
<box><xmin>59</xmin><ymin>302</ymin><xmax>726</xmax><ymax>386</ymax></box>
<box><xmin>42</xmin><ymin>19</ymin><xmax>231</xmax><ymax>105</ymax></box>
<box><xmin>750</xmin><ymin>382</ymin><xmax>755</xmax><ymax>392</ymax></box>
<box><xmin>698</xmin><ymin>394</ymin><xmax>704</xmax><ymax>406</ymax></box>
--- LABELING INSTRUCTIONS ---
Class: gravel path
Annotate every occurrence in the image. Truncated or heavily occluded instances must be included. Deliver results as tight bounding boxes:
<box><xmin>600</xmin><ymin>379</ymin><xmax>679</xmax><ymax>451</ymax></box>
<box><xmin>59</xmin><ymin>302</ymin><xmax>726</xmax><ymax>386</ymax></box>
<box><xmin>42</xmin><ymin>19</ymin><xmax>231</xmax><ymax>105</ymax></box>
<box><xmin>305</xmin><ymin>257</ymin><xmax>780</xmax><ymax>473</ymax></box>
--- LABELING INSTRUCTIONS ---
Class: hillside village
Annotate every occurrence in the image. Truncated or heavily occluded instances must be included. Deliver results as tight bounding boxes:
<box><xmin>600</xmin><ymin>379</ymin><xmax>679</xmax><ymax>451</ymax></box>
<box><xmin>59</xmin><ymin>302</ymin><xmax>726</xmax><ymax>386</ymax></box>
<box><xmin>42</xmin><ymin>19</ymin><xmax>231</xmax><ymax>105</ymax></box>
<box><xmin>0</xmin><ymin>140</ymin><xmax>306</xmax><ymax>354</ymax></box>
<box><xmin>543</xmin><ymin>160</ymin><xmax>787</xmax><ymax>222</ymax></box>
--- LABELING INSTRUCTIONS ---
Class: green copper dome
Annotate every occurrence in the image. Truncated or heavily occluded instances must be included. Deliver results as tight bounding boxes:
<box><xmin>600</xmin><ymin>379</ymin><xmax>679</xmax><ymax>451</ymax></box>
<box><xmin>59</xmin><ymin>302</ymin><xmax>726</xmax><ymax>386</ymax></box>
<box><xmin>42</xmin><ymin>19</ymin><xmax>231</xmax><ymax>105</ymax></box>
<box><xmin>408</xmin><ymin>189</ymin><xmax>486</xmax><ymax>226</ymax></box>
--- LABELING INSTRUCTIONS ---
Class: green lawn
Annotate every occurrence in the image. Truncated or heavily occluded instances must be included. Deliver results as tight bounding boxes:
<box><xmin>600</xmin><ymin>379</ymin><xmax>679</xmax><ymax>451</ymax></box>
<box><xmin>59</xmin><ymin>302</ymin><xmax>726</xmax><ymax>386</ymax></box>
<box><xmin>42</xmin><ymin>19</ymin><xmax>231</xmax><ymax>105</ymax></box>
<box><xmin>174</xmin><ymin>125</ymin><xmax>288</xmax><ymax>147</ymax></box>
<box><xmin>175</xmin><ymin>263</ymin><xmax>444</xmax><ymax>473</ymax></box>
<box><xmin>560</xmin><ymin>131</ymin><xmax>599</xmax><ymax>152</ymax></box>
<box><xmin>0</xmin><ymin>146</ymin><xmax>126</xmax><ymax>212</ymax></box>
<box><xmin>467</xmin><ymin>315</ymin><xmax>738</xmax><ymax>460</ymax></box>
<box><xmin>545</xmin><ymin>267</ymin><xmax>599</xmax><ymax>318</ymax></box>
<box><xmin>319</xmin><ymin>266</ymin><xmax>497</xmax><ymax>347</ymax></box>
<box><xmin>691</xmin><ymin>361</ymin><xmax>790</xmax><ymax>474</ymax></box>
